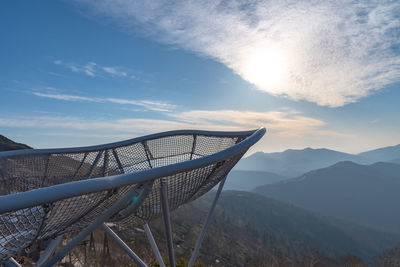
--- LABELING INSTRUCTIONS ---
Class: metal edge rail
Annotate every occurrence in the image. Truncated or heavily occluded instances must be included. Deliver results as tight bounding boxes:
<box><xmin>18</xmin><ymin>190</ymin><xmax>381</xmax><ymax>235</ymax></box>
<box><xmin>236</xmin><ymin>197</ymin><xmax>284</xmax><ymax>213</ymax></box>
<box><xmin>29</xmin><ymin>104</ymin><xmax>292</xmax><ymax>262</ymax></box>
<box><xmin>0</xmin><ymin>128</ymin><xmax>266</xmax><ymax>213</ymax></box>
<box><xmin>0</xmin><ymin>129</ymin><xmax>260</xmax><ymax>157</ymax></box>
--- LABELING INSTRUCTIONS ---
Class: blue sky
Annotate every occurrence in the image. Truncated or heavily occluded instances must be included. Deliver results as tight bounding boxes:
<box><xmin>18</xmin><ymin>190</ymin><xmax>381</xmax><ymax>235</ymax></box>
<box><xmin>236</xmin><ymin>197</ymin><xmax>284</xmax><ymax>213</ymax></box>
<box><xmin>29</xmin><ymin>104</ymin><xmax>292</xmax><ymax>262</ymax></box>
<box><xmin>0</xmin><ymin>0</ymin><xmax>399</xmax><ymax>154</ymax></box>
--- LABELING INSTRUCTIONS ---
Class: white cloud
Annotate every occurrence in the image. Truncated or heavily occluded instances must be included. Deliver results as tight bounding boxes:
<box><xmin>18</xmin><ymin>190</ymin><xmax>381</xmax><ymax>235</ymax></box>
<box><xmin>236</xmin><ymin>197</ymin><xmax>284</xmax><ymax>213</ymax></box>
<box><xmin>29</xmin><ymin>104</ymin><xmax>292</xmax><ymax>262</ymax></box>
<box><xmin>54</xmin><ymin>60</ymin><xmax>132</xmax><ymax>78</ymax></box>
<box><xmin>0</xmin><ymin>116</ymin><xmax>232</xmax><ymax>134</ymax></box>
<box><xmin>66</xmin><ymin>62</ymin><xmax>97</xmax><ymax>77</ymax></box>
<box><xmin>74</xmin><ymin>0</ymin><xmax>400</xmax><ymax>106</ymax></box>
<box><xmin>102</xmin><ymin>67</ymin><xmax>127</xmax><ymax>77</ymax></box>
<box><xmin>105</xmin><ymin>98</ymin><xmax>176</xmax><ymax>112</ymax></box>
<box><xmin>30</xmin><ymin>91</ymin><xmax>331</xmax><ymax>135</ymax></box>
<box><xmin>170</xmin><ymin>109</ymin><xmax>328</xmax><ymax>136</ymax></box>
<box><xmin>32</xmin><ymin>92</ymin><xmax>100</xmax><ymax>102</ymax></box>
<box><xmin>31</xmin><ymin>91</ymin><xmax>177</xmax><ymax>112</ymax></box>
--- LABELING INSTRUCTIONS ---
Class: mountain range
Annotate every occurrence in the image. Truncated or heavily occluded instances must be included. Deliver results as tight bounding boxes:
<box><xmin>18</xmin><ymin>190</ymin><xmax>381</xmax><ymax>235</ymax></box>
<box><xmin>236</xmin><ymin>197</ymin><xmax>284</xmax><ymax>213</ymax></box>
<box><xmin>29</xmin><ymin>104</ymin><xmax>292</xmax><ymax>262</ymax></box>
<box><xmin>253</xmin><ymin>161</ymin><xmax>400</xmax><ymax>233</ymax></box>
<box><xmin>235</xmin><ymin>145</ymin><xmax>400</xmax><ymax>177</ymax></box>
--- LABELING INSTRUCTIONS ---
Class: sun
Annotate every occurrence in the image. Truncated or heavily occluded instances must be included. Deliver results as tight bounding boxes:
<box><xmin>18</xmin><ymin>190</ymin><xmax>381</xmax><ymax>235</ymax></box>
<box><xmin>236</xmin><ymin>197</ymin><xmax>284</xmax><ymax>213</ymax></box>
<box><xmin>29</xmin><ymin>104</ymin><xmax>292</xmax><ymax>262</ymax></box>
<box><xmin>243</xmin><ymin>48</ymin><xmax>287</xmax><ymax>90</ymax></box>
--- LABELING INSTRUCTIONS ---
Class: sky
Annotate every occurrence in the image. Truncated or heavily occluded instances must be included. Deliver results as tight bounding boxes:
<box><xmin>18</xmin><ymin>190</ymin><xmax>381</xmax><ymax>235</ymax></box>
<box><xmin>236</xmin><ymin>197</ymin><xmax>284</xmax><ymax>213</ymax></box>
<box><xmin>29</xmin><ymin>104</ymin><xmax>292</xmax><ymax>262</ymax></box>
<box><xmin>0</xmin><ymin>0</ymin><xmax>399</xmax><ymax>154</ymax></box>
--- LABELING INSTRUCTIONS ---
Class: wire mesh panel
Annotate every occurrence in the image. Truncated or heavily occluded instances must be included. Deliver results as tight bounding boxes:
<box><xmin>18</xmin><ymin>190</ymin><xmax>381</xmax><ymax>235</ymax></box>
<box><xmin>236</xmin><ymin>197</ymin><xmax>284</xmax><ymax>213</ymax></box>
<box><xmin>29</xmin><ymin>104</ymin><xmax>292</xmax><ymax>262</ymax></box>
<box><xmin>0</xmin><ymin>129</ymin><xmax>263</xmax><ymax>263</ymax></box>
<box><xmin>0</xmin><ymin>206</ymin><xmax>45</xmax><ymax>262</ymax></box>
<box><xmin>0</xmin><ymin>148</ymin><xmax>146</xmax><ymax>262</ymax></box>
<box><xmin>113</xmin><ymin>134</ymin><xmax>246</xmax><ymax>225</ymax></box>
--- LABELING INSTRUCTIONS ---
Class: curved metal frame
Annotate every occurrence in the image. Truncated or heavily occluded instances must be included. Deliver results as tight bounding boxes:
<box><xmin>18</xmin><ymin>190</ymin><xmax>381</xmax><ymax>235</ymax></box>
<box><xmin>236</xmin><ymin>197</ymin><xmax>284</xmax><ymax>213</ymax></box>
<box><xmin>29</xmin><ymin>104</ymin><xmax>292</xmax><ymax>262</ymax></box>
<box><xmin>0</xmin><ymin>128</ymin><xmax>264</xmax><ymax>213</ymax></box>
<box><xmin>0</xmin><ymin>128</ymin><xmax>266</xmax><ymax>266</ymax></box>
<box><xmin>0</xmin><ymin>129</ymin><xmax>258</xmax><ymax>157</ymax></box>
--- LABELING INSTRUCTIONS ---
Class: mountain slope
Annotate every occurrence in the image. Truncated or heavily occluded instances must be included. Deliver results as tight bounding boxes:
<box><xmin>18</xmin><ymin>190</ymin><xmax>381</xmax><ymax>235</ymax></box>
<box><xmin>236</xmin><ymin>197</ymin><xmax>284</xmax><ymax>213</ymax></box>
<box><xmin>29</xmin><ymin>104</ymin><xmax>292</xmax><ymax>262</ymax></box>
<box><xmin>124</xmin><ymin>190</ymin><xmax>400</xmax><ymax>265</ymax></box>
<box><xmin>358</xmin><ymin>144</ymin><xmax>400</xmax><ymax>163</ymax></box>
<box><xmin>224</xmin><ymin>170</ymin><xmax>287</xmax><ymax>191</ymax></box>
<box><xmin>0</xmin><ymin>135</ymin><xmax>31</xmax><ymax>152</ymax></box>
<box><xmin>390</xmin><ymin>158</ymin><xmax>400</xmax><ymax>165</ymax></box>
<box><xmin>253</xmin><ymin>161</ymin><xmax>400</xmax><ymax>233</ymax></box>
<box><xmin>206</xmin><ymin>191</ymin><xmax>399</xmax><ymax>261</ymax></box>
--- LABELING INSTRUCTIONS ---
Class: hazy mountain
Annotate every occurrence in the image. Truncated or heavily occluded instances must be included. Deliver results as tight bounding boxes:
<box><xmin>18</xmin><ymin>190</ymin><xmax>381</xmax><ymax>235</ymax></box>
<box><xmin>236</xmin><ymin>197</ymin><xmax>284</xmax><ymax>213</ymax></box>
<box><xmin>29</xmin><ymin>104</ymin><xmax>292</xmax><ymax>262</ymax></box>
<box><xmin>235</xmin><ymin>148</ymin><xmax>362</xmax><ymax>177</ymax></box>
<box><xmin>208</xmin><ymin>191</ymin><xmax>399</xmax><ymax>261</ymax></box>
<box><xmin>390</xmin><ymin>158</ymin><xmax>400</xmax><ymax>165</ymax></box>
<box><xmin>224</xmin><ymin>170</ymin><xmax>287</xmax><ymax>191</ymax></box>
<box><xmin>358</xmin><ymin>144</ymin><xmax>400</xmax><ymax>163</ymax></box>
<box><xmin>119</xmin><ymin>190</ymin><xmax>400</xmax><ymax>265</ymax></box>
<box><xmin>236</xmin><ymin>144</ymin><xmax>400</xmax><ymax>177</ymax></box>
<box><xmin>253</xmin><ymin>161</ymin><xmax>400</xmax><ymax>233</ymax></box>
<box><xmin>0</xmin><ymin>135</ymin><xmax>31</xmax><ymax>152</ymax></box>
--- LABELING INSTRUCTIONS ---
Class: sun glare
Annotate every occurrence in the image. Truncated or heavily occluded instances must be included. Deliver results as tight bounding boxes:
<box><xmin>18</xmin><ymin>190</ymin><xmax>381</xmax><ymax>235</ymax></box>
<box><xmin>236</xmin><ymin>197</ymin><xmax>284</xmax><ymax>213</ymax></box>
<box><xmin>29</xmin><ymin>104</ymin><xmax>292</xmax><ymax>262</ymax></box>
<box><xmin>244</xmin><ymin>48</ymin><xmax>287</xmax><ymax>90</ymax></box>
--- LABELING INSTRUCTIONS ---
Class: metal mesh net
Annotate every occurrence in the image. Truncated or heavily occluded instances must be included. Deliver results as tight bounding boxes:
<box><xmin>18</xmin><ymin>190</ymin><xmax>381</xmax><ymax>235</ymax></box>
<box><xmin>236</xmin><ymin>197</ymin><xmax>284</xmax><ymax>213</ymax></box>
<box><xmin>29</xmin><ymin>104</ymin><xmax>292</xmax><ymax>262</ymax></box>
<box><xmin>0</xmin><ymin>131</ymin><xmax>252</xmax><ymax>262</ymax></box>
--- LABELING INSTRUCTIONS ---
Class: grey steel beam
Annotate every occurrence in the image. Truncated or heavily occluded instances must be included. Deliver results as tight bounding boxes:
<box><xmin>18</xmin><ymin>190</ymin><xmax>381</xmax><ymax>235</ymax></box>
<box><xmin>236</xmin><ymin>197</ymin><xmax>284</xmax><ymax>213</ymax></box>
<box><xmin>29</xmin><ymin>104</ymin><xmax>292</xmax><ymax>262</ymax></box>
<box><xmin>112</xmin><ymin>149</ymin><xmax>125</xmax><ymax>174</ymax></box>
<box><xmin>71</xmin><ymin>152</ymin><xmax>88</xmax><ymax>180</ymax></box>
<box><xmin>142</xmin><ymin>141</ymin><xmax>153</xmax><ymax>168</ymax></box>
<box><xmin>102</xmin><ymin>224</ymin><xmax>147</xmax><ymax>267</ymax></box>
<box><xmin>39</xmin><ymin>183</ymin><xmax>152</xmax><ymax>267</ymax></box>
<box><xmin>188</xmin><ymin>176</ymin><xmax>227</xmax><ymax>267</ymax></box>
<box><xmin>40</xmin><ymin>155</ymin><xmax>50</xmax><ymax>187</ymax></box>
<box><xmin>144</xmin><ymin>223</ymin><xmax>166</xmax><ymax>267</ymax></box>
<box><xmin>3</xmin><ymin>258</ymin><xmax>21</xmax><ymax>267</ymax></box>
<box><xmin>111</xmin><ymin>185</ymin><xmax>144</xmax><ymax>220</ymax></box>
<box><xmin>160</xmin><ymin>179</ymin><xmax>175</xmax><ymax>267</ymax></box>
<box><xmin>85</xmin><ymin>151</ymin><xmax>103</xmax><ymax>179</ymax></box>
<box><xmin>189</xmin><ymin>135</ymin><xmax>197</xmax><ymax>160</ymax></box>
<box><xmin>36</xmin><ymin>235</ymin><xmax>63</xmax><ymax>266</ymax></box>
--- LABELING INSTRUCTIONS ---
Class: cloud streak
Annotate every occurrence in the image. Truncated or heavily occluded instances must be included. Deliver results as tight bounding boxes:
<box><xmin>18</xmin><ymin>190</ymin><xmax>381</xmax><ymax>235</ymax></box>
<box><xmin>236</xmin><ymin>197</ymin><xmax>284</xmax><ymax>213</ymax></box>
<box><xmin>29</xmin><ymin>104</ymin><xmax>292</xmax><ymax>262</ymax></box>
<box><xmin>27</xmin><ymin>90</ymin><xmax>342</xmax><ymax>136</ymax></box>
<box><xmin>32</xmin><ymin>92</ymin><xmax>177</xmax><ymax>112</ymax></box>
<box><xmin>74</xmin><ymin>0</ymin><xmax>400</xmax><ymax>106</ymax></box>
<box><xmin>54</xmin><ymin>60</ymin><xmax>130</xmax><ymax>78</ymax></box>
<box><xmin>170</xmin><ymin>109</ymin><xmax>330</xmax><ymax>136</ymax></box>
<box><xmin>0</xmin><ymin>108</ymin><xmax>338</xmax><ymax>137</ymax></box>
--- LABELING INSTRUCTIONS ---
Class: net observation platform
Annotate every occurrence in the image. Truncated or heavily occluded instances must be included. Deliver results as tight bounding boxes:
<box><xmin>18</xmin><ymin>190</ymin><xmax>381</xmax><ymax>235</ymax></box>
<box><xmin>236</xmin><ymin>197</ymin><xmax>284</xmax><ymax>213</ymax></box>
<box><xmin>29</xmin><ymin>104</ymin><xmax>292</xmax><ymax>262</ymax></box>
<box><xmin>0</xmin><ymin>128</ymin><xmax>265</xmax><ymax>267</ymax></box>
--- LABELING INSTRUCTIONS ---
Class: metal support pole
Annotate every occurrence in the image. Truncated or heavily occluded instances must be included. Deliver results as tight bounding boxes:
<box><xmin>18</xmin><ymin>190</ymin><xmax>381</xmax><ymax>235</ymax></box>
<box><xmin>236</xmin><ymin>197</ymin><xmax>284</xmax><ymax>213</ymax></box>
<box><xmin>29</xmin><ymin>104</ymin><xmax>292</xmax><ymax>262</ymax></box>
<box><xmin>39</xmin><ymin>183</ymin><xmax>151</xmax><ymax>267</ymax></box>
<box><xmin>102</xmin><ymin>224</ymin><xmax>147</xmax><ymax>267</ymax></box>
<box><xmin>160</xmin><ymin>179</ymin><xmax>175</xmax><ymax>267</ymax></box>
<box><xmin>103</xmin><ymin>229</ymin><xmax>110</xmax><ymax>254</ymax></box>
<box><xmin>3</xmin><ymin>258</ymin><xmax>21</xmax><ymax>267</ymax></box>
<box><xmin>143</xmin><ymin>223</ymin><xmax>166</xmax><ymax>267</ymax></box>
<box><xmin>188</xmin><ymin>176</ymin><xmax>227</xmax><ymax>267</ymax></box>
<box><xmin>36</xmin><ymin>235</ymin><xmax>63</xmax><ymax>266</ymax></box>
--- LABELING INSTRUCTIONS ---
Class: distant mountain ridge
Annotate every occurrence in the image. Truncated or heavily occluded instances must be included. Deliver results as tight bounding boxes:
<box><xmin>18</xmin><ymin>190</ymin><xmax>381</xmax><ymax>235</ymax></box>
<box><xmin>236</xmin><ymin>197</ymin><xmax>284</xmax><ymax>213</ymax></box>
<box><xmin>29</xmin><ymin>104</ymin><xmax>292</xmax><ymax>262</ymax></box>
<box><xmin>358</xmin><ymin>144</ymin><xmax>400</xmax><ymax>163</ymax></box>
<box><xmin>253</xmin><ymin>161</ymin><xmax>400</xmax><ymax>233</ymax></box>
<box><xmin>224</xmin><ymin>170</ymin><xmax>287</xmax><ymax>191</ymax></box>
<box><xmin>390</xmin><ymin>158</ymin><xmax>400</xmax><ymax>164</ymax></box>
<box><xmin>236</xmin><ymin>145</ymin><xmax>400</xmax><ymax>177</ymax></box>
<box><xmin>0</xmin><ymin>135</ymin><xmax>31</xmax><ymax>152</ymax></box>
